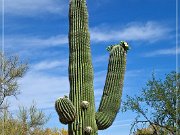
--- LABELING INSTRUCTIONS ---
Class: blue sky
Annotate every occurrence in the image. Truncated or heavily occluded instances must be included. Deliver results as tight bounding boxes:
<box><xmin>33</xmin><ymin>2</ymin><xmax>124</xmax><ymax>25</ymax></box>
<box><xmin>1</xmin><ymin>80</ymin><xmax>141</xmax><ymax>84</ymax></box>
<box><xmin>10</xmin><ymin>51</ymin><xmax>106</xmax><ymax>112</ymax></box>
<box><xmin>0</xmin><ymin>0</ymin><xmax>179</xmax><ymax>135</ymax></box>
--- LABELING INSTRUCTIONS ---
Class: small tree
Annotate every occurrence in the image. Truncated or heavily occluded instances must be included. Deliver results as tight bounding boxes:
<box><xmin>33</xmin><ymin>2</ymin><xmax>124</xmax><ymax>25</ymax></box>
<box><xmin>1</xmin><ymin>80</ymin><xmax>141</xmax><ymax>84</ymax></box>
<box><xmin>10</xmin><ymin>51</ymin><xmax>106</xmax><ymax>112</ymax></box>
<box><xmin>0</xmin><ymin>53</ymin><xmax>28</xmax><ymax>111</ymax></box>
<box><xmin>17</xmin><ymin>102</ymin><xmax>50</xmax><ymax>134</ymax></box>
<box><xmin>0</xmin><ymin>103</ymin><xmax>49</xmax><ymax>135</ymax></box>
<box><xmin>122</xmin><ymin>71</ymin><xmax>180</xmax><ymax>135</ymax></box>
<box><xmin>0</xmin><ymin>53</ymin><xmax>68</xmax><ymax>134</ymax></box>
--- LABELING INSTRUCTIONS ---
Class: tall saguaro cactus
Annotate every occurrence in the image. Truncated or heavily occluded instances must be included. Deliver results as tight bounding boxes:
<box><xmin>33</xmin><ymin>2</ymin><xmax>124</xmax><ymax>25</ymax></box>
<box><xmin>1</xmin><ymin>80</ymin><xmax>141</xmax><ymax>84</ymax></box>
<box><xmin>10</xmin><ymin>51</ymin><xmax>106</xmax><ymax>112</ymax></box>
<box><xmin>55</xmin><ymin>0</ymin><xmax>129</xmax><ymax>135</ymax></box>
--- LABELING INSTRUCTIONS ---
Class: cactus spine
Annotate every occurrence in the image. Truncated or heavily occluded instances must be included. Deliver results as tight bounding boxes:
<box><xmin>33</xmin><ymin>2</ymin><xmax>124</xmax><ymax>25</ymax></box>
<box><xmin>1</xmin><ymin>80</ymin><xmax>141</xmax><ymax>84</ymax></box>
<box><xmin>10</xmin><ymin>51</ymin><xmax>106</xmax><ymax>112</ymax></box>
<box><xmin>55</xmin><ymin>0</ymin><xmax>128</xmax><ymax>135</ymax></box>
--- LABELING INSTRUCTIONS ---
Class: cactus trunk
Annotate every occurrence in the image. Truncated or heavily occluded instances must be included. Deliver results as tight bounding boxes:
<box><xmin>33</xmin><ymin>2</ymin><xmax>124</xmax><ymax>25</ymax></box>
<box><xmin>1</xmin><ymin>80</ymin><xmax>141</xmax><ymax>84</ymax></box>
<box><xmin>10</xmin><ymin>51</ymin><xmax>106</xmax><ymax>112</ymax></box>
<box><xmin>68</xmin><ymin>0</ymin><xmax>97</xmax><ymax>134</ymax></box>
<box><xmin>55</xmin><ymin>0</ymin><xmax>128</xmax><ymax>135</ymax></box>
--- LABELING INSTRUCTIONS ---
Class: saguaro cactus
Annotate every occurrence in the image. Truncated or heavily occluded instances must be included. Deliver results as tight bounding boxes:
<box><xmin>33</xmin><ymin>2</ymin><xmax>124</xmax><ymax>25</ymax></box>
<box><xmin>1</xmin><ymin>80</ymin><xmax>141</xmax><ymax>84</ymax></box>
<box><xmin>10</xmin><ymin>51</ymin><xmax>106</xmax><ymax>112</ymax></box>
<box><xmin>55</xmin><ymin>0</ymin><xmax>129</xmax><ymax>135</ymax></box>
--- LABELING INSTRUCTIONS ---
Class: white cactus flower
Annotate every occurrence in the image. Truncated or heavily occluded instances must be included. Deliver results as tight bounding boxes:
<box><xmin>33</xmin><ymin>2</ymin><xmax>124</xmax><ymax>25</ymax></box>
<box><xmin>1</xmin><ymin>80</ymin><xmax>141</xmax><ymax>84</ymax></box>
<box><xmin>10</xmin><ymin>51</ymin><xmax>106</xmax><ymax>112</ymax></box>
<box><xmin>84</xmin><ymin>126</ymin><xmax>93</xmax><ymax>134</ymax></box>
<box><xmin>124</xmin><ymin>42</ymin><xmax>128</xmax><ymax>47</ymax></box>
<box><xmin>81</xmin><ymin>101</ymin><xmax>89</xmax><ymax>109</ymax></box>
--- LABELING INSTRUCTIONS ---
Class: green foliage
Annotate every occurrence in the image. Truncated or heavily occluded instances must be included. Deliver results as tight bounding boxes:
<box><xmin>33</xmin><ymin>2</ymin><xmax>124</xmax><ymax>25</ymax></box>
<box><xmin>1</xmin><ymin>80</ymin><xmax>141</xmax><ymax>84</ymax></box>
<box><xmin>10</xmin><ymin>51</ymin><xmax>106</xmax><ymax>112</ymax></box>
<box><xmin>17</xmin><ymin>102</ymin><xmax>49</xmax><ymax>129</ymax></box>
<box><xmin>0</xmin><ymin>104</ymin><xmax>67</xmax><ymax>135</ymax></box>
<box><xmin>135</xmin><ymin>124</ymin><xmax>172</xmax><ymax>135</ymax></box>
<box><xmin>122</xmin><ymin>71</ymin><xmax>180</xmax><ymax>135</ymax></box>
<box><xmin>135</xmin><ymin>125</ymin><xmax>155</xmax><ymax>135</ymax></box>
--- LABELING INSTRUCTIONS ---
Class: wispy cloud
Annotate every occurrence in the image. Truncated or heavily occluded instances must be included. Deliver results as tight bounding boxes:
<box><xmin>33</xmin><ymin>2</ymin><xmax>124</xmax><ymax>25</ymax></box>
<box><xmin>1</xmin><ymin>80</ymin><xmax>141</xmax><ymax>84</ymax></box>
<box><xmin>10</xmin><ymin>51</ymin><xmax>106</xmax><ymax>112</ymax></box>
<box><xmin>90</xmin><ymin>21</ymin><xmax>171</xmax><ymax>42</ymax></box>
<box><xmin>3</xmin><ymin>0</ymin><xmax>67</xmax><ymax>16</ymax></box>
<box><xmin>9</xmin><ymin>68</ymin><xmax>69</xmax><ymax>110</ymax></box>
<box><xmin>125</xmin><ymin>70</ymin><xmax>144</xmax><ymax>77</ymax></box>
<box><xmin>111</xmin><ymin>123</ymin><xmax>131</xmax><ymax>128</ymax></box>
<box><xmin>4</xmin><ymin>35</ymin><xmax>68</xmax><ymax>49</ymax></box>
<box><xmin>113</xmin><ymin>119</ymin><xmax>134</xmax><ymax>124</ymax></box>
<box><xmin>32</xmin><ymin>60</ymin><xmax>68</xmax><ymax>71</ymax></box>
<box><xmin>144</xmin><ymin>47</ymin><xmax>180</xmax><ymax>57</ymax></box>
<box><xmin>3</xmin><ymin>21</ymin><xmax>171</xmax><ymax>52</ymax></box>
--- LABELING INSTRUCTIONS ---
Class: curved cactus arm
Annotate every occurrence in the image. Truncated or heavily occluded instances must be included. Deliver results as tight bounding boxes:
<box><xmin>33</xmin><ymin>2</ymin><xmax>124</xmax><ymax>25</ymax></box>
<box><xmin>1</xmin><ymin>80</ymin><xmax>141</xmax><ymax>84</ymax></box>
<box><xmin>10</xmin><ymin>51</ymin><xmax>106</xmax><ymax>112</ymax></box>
<box><xmin>96</xmin><ymin>45</ymin><xmax>127</xmax><ymax>130</ymax></box>
<box><xmin>55</xmin><ymin>96</ymin><xmax>76</xmax><ymax>124</ymax></box>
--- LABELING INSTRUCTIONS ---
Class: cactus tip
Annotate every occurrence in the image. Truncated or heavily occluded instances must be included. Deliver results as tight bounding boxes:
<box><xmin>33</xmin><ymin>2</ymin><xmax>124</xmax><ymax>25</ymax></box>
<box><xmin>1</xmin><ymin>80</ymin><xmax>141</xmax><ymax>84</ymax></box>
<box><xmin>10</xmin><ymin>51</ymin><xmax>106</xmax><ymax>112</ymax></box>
<box><xmin>120</xmin><ymin>41</ymin><xmax>130</xmax><ymax>52</ymax></box>
<box><xmin>106</xmin><ymin>45</ymin><xmax>113</xmax><ymax>52</ymax></box>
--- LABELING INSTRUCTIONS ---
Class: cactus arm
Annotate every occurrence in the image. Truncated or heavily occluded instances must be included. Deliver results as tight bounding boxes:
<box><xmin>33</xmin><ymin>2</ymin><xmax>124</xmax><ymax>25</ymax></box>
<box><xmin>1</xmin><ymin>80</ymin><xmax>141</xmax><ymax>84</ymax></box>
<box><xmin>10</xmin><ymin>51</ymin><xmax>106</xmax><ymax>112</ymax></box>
<box><xmin>55</xmin><ymin>97</ymin><xmax>76</xmax><ymax>124</ymax></box>
<box><xmin>96</xmin><ymin>45</ymin><xmax>127</xmax><ymax>130</ymax></box>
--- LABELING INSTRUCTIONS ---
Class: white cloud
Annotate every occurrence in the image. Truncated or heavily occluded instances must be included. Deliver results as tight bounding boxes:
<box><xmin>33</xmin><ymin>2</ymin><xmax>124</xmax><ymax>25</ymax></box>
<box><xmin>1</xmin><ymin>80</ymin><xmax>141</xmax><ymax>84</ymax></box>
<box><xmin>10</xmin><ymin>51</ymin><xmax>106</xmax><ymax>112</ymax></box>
<box><xmin>125</xmin><ymin>70</ymin><xmax>144</xmax><ymax>77</ymax></box>
<box><xmin>113</xmin><ymin>119</ymin><xmax>134</xmax><ymax>124</ymax></box>
<box><xmin>111</xmin><ymin>123</ymin><xmax>131</xmax><ymax>128</ymax></box>
<box><xmin>5</xmin><ymin>35</ymin><xmax>68</xmax><ymax>49</ymax></box>
<box><xmin>3</xmin><ymin>0</ymin><xmax>67</xmax><ymax>16</ymax></box>
<box><xmin>90</xmin><ymin>22</ymin><xmax>171</xmax><ymax>42</ymax></box>
<box><xmin>9</xmin><ymin>70</ymin><xmax>69</xmax><ymax>110</ymax></box>
<box><xmin>3</xmin><ymin>21</ymin><xmax>171</xmax><ymax>52</ymax></box>
<box><xmin>144</xmin><ymin>47</ymin><xmax>180</xmax><ymax>57</ymax></box>
<box><xmin>7</xmin><ymin>58</ymin><xmax>70</xmax><ymax>111</ymax></box>
<box><xmin>32</xmin><ymin>60</ymin><xmax>68</xmax><ymax>71</ymax></box>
